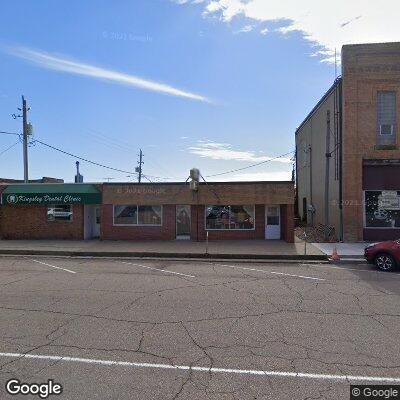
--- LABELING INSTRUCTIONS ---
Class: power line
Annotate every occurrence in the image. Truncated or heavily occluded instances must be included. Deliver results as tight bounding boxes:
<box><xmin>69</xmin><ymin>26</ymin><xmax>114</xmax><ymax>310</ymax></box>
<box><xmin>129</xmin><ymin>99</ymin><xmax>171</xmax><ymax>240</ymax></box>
<box><xmin>0</xmin><ymin>131</ymin><xmax>21</xmax><ymax>136</ymax></box>
<box><xmin>0</xmin><ymin>141</ymin><xmax>20</xmax><ymax>157</ymax></box>
<box><xmin>33</xmin><ymin>139</ymin><xmax>140</xmax><ymax>178</ymax></box>
<box><xmin>30</xmin><ymin>136</ymin><xmax>294</xmax><ymax>182</ymax></box>
<box><xmin>204</xmin><ymin>151</ymin><xmax>295</xmax><ymax>178</ymax></box>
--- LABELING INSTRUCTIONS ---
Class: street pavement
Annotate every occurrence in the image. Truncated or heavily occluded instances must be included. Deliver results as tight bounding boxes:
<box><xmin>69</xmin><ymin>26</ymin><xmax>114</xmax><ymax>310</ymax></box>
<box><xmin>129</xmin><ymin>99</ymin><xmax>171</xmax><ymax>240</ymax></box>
<box><xmin>0</xmin><ymin>256</ymin><xmax>399</xmax><ymax>399</ymax></box>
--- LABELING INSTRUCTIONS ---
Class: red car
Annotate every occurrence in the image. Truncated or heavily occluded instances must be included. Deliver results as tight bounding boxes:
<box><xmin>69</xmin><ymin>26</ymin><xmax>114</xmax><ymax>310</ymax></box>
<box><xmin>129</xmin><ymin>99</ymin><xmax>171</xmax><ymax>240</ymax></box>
<box><xmin>364</xmin><ymin>239</ymin><xmax>400</xmax><ymax>271</ymax></box>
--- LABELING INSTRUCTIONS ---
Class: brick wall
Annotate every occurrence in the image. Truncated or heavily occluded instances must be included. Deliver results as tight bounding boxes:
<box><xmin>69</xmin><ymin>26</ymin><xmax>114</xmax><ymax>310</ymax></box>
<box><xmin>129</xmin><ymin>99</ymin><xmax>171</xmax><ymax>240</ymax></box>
<box><xmin>342</xmin><ymin>43</ymin><xmax>400</xmax><ymax>241</ymax></box>
<box><xmin>281</xmin><ymin>204</ymin><xmax>295</xmax><ymax>243</ymax></box>
<box><xmin>0</xmin><ymin>205</ymin><xmax>84</xmax><ymax>240</ymax></box>
<box><xmin>101</xmin><ymin>204</ymin><xmax>176</xmax><ymax>240</ymax></box>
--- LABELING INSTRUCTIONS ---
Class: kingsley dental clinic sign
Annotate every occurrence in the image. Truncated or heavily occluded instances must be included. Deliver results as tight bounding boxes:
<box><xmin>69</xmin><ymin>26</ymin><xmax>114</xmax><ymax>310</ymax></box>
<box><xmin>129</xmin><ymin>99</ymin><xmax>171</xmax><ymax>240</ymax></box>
<box><xmin>1</xmin><ymin>184</ymin><xmax>102</xmax><ymax>205</ymax></box>
<box><xmin>4</xmin><ymin>193</ymin><xmax>85</xmax><ymax>205</ymax></box>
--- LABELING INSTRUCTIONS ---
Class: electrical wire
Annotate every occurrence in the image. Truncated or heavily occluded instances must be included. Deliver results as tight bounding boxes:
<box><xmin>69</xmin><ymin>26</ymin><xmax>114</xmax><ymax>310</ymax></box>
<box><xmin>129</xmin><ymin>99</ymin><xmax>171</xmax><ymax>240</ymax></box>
<box><xmin>0</xmin><ymin>141</ymin><xmax>20</xmax><ymax>157</ymax></box>
<box><xmin>204</xmin><ymin>151</ymin><xmax>295</xmax><ymax>178</ymax></box>
<box><xmin>31</xmin><ymin>137</ymin><xmax>294</xmax><ymax>182</ymax></box>
<box><xmin>0</xmin><ymin>131</ymin><xmax>21</xmax><ymax>136</ymax></box>
<box><xmin>33</xmin><ymin>139</ymin><xmax>140</xmax><ymax>178</ymax></box>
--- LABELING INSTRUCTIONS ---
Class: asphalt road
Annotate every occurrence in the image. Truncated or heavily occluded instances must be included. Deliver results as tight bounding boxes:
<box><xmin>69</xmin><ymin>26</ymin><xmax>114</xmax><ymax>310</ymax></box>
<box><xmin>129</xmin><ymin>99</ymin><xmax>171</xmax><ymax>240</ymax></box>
<box><xmin>0</xmin><ymin>256</ymin><xmax>399</xmax><ymax>400</ymax></box>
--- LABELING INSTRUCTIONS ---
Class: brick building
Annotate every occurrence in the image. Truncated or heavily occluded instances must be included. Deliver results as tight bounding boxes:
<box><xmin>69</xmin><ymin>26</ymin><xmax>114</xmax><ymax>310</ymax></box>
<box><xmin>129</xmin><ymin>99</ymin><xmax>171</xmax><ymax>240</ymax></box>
<box><xmin>296</xmin><ymin>42</ymin><xmax>400</xmax><ymax>242</ymax></box>
<box><xmin>0</xmin><ymin>181</ymin><xmax>295</xmax><ymax>242</ymax></box>
<box><xmin>0</xmin><ymin>184</ymin><xmax>102</xmax><ymax>240</ymax></box>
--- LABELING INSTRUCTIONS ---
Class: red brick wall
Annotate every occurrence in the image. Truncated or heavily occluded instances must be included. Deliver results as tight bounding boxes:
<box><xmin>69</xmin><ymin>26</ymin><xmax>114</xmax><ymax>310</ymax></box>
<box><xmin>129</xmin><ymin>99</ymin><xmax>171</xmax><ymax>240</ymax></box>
<box><xmin>101</xmin><ymin>204</ymin><xmax>176</xmax><ymax>240</ymax></box>
<box><xmin>281</xmin><ymin>204</ymin><xmax>295</xmax><ymax>243</ymax></box>
<box><xmin>0</xmin><ymin>205</ymin><xmax>84</xmax><ymax>240</ymax></box>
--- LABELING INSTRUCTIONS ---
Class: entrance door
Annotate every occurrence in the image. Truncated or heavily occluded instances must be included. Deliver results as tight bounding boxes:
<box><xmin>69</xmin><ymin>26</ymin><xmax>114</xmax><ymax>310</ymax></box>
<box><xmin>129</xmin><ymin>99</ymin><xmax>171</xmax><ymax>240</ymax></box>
<box><xmin>265</xmin><ymin>205</ymin><xmax>281</xmax><ymax>240</ymax></box>
<box><xmin>176</xmin><ymin>205</ymin><xmax>191</xmax><ymax>239</ymax></box>
<box><xmin>84</xmin><ymin>205</ymin><xmax>101</xmax><ymax>239</ymax></box>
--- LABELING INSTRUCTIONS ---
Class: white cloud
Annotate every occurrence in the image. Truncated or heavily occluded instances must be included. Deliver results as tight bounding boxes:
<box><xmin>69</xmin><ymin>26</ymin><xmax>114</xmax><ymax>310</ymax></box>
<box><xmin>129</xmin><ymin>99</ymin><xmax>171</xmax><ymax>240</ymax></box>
<box><xmin>260</xmin><ymin>28</ymin><xmax>269</xmax><ymax>35</ymax></box>
<box><xmin>175</xmin><ymin>0</ymin><xmax>400</xmax><ymax>63</ymax></box>
<box><xmin>6</xmin><ymin>46</ymin><xmax>210</xmax><ymax>102</ymax></box>
<box><xmin>209</xmin><ymin>170</ymin><xmax>292</xmax><ymax>181</ymax></box>
<box><xmin>188</xmin><ymin>140</ymin><xmax>293</xmax><ymax>163</ymax></box>
<box><xmin>234</xmin><ymin>24</ymin><xmax>254</xmax><ymax>34</ymax></box>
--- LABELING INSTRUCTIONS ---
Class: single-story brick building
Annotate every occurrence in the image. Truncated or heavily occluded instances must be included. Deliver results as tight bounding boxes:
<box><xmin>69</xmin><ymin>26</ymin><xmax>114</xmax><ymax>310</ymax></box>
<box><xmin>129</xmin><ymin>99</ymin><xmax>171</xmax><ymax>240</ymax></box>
<box><xmin>0</xmin><ymin>184</ymin><xmax>102</xmax><ymax>240</ymax></box>
<box><xmin>0</xmin><ymin>181</ymin><xmax>295</xmax><ymax>242</ymax></box>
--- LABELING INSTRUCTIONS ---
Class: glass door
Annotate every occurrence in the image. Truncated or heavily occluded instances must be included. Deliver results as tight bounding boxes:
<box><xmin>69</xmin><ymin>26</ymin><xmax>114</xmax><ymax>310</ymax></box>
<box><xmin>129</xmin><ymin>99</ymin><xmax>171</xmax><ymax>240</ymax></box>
<box><xmin>176</xmin><ymin>205</ymin><xmax>191</xmax><ymax>239</ymax></box>
<box><xmin>265</xmin><ymin>205</ymin><xmax>281</xmax><ymax>240</ymax></box>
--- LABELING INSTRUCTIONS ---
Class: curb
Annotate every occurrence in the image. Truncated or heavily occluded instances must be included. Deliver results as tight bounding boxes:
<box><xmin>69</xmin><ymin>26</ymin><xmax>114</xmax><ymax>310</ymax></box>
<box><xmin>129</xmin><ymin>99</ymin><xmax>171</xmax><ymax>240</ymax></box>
<box><xmin>0</xmin><ymin>250</ymin><xmax>328</xmax><ymax>261</ymax></box>
<box><xmin>328</xmin><ymin>258</ymin><xmax>368</xmax><ymax>265</ymax></box>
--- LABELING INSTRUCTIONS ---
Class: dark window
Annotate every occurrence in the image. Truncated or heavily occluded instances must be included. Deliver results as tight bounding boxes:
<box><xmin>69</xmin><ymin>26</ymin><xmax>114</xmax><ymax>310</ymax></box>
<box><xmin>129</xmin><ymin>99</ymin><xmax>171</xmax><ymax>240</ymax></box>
<box><xmin>365</xmin><ymin>191</ymin><xmax>400</xmax><ymax>228</ymax></box>
<box><xmin>206</xmin><ymin>205</ymin><xmax>254</xmax><ymax>230</ymax></box>
<box><xmin>377</xmin><ymin>91</ymin><xmax>396</xmax><ymax>146</ymax></box>
<box><xmin>113</xmin><ymin>205</ymin><xmax>162</xmax><ymax>225</ymax></box>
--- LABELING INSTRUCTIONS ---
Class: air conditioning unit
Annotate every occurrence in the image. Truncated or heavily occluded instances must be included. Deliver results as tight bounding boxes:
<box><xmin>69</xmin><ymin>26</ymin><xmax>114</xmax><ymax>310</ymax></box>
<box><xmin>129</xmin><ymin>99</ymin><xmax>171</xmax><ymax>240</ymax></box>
<box><xmin>190</xmin><ymin>180</ymin><xmax>199</xmax><ymax>191</ymax></box>
<box><xmin>380</xmin><ymin>124</ymin><xmax>394</xmax><ymax>135</ymax></box>
<box><xmin>307</xmin><ymin>204</ymin><xmax>316</xmax><ymax>213</ymax></box>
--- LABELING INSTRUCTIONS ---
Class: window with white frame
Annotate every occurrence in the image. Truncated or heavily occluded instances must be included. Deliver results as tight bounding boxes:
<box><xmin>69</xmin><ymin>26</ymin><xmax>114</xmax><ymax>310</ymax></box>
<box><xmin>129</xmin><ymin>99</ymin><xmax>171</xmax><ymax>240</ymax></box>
<box><xmin>365</xmin><ymin>191</ymin><xmax>400</xmax><ymax>228</ymax></box>
<box><xmin>47</xmin><ymin>205</ymin><xmax>73</xmax><ymax>222</ymax></box>
<box><xmin>377</xmin><ymin>91</ymin><xmax>397</xmax><ymax>146</ymax></box>
<box><xmin>205</xmin><ymin>205</ymin><xmax>255</xmax><ymax>230</ymax></box>
<box><xmin>114</xmin><ymin>205</ymin><xmax>162</xmax><ymax>225</ymax></box>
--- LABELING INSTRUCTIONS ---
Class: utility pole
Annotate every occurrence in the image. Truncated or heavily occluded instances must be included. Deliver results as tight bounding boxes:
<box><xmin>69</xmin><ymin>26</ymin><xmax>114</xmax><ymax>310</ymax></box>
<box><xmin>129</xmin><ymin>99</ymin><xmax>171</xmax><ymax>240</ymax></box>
<box><xmin>22</xmin><ymin>96</ymin><xmax>29</xmax><ymax>183</ymax></box>
<box><xmin>12</xmin><ymin>96</ymin><xmax>31</xmax><ymax>182</ymax></box>
<box><xmin>324</xmin><ymin>110</ymin><xmax>331</xmax><ymax>240</ymax></box>
<box><xmin>136</xmin><ymin>149</ymin><xmax>144</xmax><ymax>183</ymax></box>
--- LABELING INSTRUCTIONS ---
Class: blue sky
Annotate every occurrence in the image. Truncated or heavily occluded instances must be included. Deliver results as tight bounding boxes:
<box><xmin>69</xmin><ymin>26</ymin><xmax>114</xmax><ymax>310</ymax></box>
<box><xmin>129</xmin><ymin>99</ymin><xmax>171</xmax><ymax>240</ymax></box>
<box><xmin>1</xmin><ymin>0</ymin><xmax>396</xmax><ymax>183</ymax></box>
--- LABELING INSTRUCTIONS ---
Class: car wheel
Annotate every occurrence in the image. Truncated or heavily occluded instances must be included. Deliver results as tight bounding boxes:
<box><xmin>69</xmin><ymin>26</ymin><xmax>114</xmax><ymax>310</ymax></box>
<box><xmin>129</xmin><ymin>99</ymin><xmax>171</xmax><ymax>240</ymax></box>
<box><xmin>375</xmin><ymin>253</ymin><xmax>396</xmax><ymax>272</ymax></box>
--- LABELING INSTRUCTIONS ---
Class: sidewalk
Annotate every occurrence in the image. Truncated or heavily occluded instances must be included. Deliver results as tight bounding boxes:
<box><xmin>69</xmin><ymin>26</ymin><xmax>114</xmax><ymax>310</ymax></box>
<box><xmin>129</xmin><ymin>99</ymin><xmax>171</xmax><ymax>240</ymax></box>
<box><xmin>0</xmin><ymin>239</ymin><xmax>325</xmax><ymax>260</ymax></box>
<box><xmin>312</xmin><ymin>242</ymin><xmax>371</xmax><ymax>259</ymax></box>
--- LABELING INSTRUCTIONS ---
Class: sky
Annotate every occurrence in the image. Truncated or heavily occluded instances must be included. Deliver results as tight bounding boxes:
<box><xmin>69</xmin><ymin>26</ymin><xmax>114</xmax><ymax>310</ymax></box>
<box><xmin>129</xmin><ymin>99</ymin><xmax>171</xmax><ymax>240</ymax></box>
<box><xmin>0</xmin><ymin>0</ymin><xmax>399</xmax><ymax>183</ymax></box>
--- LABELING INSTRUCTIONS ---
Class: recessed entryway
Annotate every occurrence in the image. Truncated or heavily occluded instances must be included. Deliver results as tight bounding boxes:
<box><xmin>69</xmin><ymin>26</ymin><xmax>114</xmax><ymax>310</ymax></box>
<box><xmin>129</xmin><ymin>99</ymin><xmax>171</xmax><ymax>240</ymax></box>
<box><xmin>176</xmin><ymin>205</ymin><xmax>191</xmax><ymax>240</ymax></box>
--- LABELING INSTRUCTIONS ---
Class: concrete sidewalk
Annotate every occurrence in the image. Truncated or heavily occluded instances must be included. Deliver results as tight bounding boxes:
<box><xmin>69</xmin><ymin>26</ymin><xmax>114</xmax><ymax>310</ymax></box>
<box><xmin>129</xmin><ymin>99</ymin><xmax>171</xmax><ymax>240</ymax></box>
<box><xmin>312</xmin><ymin>242</ymin><xmax>371</xmax><ymax>258</ymax></box>
<box><xmin>0</xmin><ymin>239</ymin><xmax>325</xmax><ymax>260</ymax></box>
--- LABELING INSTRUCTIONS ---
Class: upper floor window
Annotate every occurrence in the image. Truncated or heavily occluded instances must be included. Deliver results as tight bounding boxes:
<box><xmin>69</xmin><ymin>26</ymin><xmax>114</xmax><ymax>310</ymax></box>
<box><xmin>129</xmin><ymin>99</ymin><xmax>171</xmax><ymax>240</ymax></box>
<box><xmin>377</xmin><ymin>91</ymin><xmax>397</xmax><ymax>147</ymax></box>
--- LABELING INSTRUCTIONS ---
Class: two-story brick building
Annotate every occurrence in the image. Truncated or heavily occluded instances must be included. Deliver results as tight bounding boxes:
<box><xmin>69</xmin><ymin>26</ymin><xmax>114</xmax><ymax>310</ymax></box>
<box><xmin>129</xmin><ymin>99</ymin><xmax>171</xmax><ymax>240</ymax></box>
<box><xmin>296</xmin><ymin>42</ymin><xmax>400</xmax><ymax>242</ymax></box>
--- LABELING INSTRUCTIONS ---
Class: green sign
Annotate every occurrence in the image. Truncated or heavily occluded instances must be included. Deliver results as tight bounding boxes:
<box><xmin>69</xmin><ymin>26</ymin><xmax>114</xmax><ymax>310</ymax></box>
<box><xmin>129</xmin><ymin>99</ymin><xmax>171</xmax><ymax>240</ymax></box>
<box><xmin>2</xmin><ymin>193</ymin><xmax>101</xmax><ymax>205</ymax></box>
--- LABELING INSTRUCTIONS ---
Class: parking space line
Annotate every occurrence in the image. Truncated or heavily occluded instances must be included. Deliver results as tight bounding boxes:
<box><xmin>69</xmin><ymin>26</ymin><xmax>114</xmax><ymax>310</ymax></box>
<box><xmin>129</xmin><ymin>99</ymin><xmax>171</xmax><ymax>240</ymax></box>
<box><xmin>212</xmin><ymin>263</ymin><xmax>325</xmax><ymax>281</ymax></box>
<box><xmin>301</xmin><ymin>263</ymin><xmax>400</xmax><ymax>275</ymax></box>
<box><xmin>0</xmin><ymin>352</ymin><xmax>398</xmax><ymax>383</ymax></box>
<box><xmin>31</xmin><ymin>259</ymin><xmax>76</xmax><ymax>274</ymax></box>
<box><xmin>121</xmin><ymin>261</ymin><xmax>195</xmax><ymax>278</ymax></box>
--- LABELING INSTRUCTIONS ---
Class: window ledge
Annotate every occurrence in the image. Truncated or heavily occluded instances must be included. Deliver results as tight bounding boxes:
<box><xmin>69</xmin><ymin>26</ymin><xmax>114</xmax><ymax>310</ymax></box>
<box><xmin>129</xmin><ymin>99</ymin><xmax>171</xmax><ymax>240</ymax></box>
<box><xmin>374</xmin><ymin>145</ymin><xmax>398</xmax><ymax>150</ymax></box>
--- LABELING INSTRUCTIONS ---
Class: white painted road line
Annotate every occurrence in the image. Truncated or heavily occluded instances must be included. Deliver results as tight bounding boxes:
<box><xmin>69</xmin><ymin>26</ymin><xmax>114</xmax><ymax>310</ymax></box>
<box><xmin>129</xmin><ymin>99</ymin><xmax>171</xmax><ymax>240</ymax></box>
<box><xmin>301</xmin><ymin>263</ymin><xmax>400</xmax><ymax>275</ymax></box>
<box><xmin>121</xmin><ymin>261</ymin><xmax>195</xmax><ymax>278</ymax></box>
<box><xmin>0</xmin><ymin>352</ymin><xmax>398</xmax><ymax>383</ymax></box>
<box><xmin>213</xmin><ymin>263</ymin><xmax>325</xmax><ymax>281</ymax></box>
<box><xmin>31</xmin><ymin>259</ymin><xmax>76</xmax><ymax>274</ymax></box>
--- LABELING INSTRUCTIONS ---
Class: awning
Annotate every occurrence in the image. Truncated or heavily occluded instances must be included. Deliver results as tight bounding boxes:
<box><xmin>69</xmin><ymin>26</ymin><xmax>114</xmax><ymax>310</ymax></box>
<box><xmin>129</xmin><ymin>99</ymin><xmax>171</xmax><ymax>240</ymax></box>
<box><xmin>1</xmin><ymin>184</ymin><xmax>101</xmax><ymax>205</ymax></box>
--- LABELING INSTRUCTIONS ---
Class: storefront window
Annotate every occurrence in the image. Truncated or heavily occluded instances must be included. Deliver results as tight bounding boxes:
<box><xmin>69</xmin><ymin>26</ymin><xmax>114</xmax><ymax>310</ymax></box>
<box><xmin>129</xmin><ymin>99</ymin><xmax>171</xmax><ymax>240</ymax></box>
<box><xmin>206</xmin><ymin>205</ymin><xmax>254</xmax><ymax>230</ymax></box>
<box><xmin>114</xmin><ymin>205</ymin><xmax>162</xmax><ymax>225</ymax></box>
<box><xmin>138</xmin><ymin>205</ymin><xmax>162</xmax><ymax>225</ymax></box>
<box><xmin>47</xmin><ymin>205</ymin><xmax>73</xmax><ymax>222</ymax></box>
<box><xmin>114</xmin><ymin>205</ymin><xmax>138</xmax><ymax>225</ymax></box>
<box><xmin>365</xmin><ymin>191</ymin><xmax>400</xmax><ymax>228</ymax></box>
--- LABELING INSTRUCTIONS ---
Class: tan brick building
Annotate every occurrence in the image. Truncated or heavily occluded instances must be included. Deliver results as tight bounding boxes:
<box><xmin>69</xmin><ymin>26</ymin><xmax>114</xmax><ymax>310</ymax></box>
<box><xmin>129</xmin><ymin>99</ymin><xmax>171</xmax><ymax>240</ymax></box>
<box><xmin>296</xmin><ymin>42</ymin><xmax>400</xmax><ymax>242</ymax></box>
